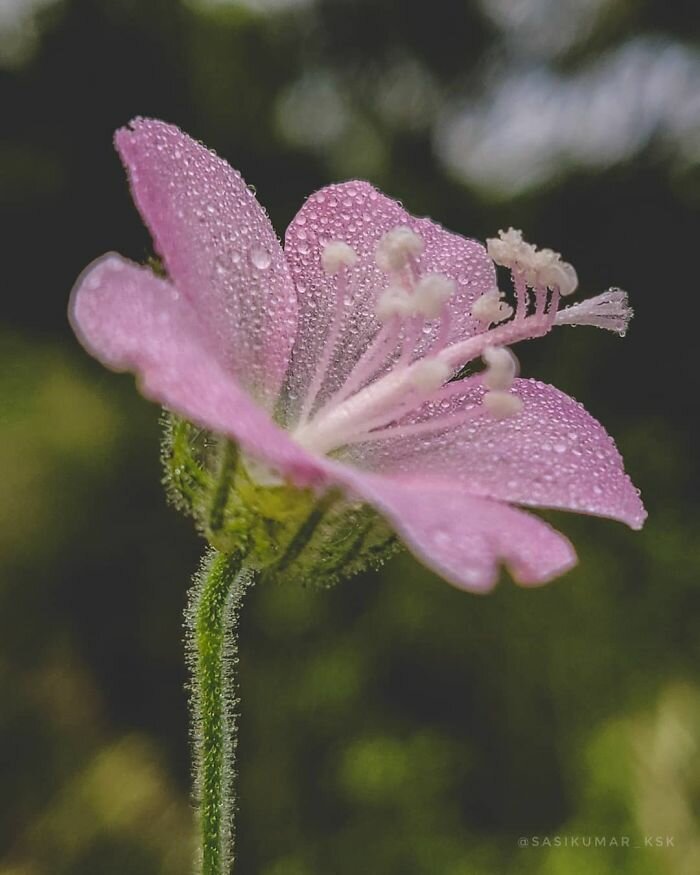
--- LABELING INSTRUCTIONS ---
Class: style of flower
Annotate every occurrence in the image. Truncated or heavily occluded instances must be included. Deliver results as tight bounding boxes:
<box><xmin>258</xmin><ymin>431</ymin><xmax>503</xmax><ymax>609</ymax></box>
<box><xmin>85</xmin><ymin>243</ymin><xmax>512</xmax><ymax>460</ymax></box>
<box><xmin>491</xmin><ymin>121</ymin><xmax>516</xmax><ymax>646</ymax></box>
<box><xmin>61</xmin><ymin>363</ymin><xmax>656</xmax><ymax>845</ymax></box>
<box><xmin>70</xmin><ymin>118</ymin><xmax>645</xmax><ymax>592</ymax></box>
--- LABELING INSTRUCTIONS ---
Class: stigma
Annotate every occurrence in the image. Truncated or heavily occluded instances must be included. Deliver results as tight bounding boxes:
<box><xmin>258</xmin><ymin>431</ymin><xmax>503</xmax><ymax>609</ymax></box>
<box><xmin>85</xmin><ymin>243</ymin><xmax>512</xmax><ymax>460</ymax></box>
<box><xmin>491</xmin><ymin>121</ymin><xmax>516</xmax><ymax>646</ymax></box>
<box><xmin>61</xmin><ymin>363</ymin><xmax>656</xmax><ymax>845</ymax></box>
<box><xmin>555</xmin><ymin>288</ymin><xmax>632</xmax><ymax>335</ymax></box>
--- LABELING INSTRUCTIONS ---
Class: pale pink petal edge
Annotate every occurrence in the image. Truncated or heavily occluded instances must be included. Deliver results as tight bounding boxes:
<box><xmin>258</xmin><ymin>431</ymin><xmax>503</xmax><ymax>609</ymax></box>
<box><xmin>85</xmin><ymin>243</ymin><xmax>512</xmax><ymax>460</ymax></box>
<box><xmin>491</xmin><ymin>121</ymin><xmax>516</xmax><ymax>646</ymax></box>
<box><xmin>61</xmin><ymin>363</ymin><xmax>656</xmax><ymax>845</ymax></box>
<box><xmin>114</xmin><ymin>118</ymin><xmax>298</xmax><ymax>405</ymax></box>
<box><xmin>323</xmin><ymin>462</ymin><xmax>578</xmax><ymax>592</ymax></box>
<box><xmin>69</xmin><ymin>253</ymin><xmax>323</xmax><ymax>486</ymax></box>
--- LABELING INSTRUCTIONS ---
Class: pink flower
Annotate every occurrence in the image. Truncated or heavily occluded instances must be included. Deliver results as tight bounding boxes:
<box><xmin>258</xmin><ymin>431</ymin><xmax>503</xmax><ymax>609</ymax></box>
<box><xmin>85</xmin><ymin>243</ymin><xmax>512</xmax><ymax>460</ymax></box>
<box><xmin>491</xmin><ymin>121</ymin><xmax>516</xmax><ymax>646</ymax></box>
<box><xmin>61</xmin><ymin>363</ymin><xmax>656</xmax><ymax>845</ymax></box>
<box><xmin>70</xmin><ymin>119</ymin><xmax>645</xmax><ymax>592</ymax></box>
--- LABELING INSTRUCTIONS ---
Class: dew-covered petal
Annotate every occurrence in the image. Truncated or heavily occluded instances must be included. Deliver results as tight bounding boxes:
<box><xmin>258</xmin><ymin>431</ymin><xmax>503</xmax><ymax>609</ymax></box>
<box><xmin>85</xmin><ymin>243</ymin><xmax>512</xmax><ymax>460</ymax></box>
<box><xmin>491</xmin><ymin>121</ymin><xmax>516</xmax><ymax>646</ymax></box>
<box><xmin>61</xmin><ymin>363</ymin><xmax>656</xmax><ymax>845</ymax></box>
<box><xmin>70</xmin><ymin>254</ymin><xmax>324</xmax><ymax>485</ymax></box>
<box><xmin>115</xmin><ymin>118</ymin><xmax>298</xmax><ymax>407</ymax></box>
<box><xmin>326</xmin><ymin>464</ymin><xmax>577</xmax><ymax>591</ymax></box>
<box><xmin>343</xmin><ymin>378</ymin><xmax>646</xmax><ymax>529</ymax></box>
<box><xmin>282</xmin><ymin>181</ymin><xmax>495</xmax><ymax>422</ymax></box>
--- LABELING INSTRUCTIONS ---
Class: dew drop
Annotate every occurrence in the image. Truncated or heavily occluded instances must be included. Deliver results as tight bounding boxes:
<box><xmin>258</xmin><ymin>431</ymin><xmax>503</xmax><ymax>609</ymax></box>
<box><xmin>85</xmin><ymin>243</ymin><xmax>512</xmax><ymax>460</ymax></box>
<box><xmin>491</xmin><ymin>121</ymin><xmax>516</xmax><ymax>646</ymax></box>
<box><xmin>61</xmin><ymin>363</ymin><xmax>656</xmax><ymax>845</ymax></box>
<box><xmin>250</xmin><ymin>246</ymin><xmax>271</xmax><ymax>270</ymax></box>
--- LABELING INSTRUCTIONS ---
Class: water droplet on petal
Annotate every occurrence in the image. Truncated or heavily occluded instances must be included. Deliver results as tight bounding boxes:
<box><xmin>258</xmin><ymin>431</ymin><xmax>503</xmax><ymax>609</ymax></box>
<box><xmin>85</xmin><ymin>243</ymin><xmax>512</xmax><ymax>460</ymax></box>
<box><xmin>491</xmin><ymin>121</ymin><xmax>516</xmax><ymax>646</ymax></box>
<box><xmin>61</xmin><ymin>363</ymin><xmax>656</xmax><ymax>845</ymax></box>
<box><xmin>250</xmin><ymin>246</ymin><xmax>271</xmax><ymax>270</ymax></box>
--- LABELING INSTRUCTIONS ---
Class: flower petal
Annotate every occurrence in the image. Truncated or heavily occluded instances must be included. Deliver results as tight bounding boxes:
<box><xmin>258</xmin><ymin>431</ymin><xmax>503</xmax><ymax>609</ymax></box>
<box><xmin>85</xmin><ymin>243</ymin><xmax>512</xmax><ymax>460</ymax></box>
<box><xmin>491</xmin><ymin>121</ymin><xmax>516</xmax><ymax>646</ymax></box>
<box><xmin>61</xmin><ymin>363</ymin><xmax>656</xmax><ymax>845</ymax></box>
<box><xmin>343</xmin><ymin>378</ymin><xmax>646</xmax><ymax>529</ymax></box>
<box><xmin>326</xmin><ymin>464</ymin><xmax>576</xmax><ymax>591</ymax></box>
<box><xmin>70</xmin><ymin>254</ymin><xmax>323</xmax><ymax>485</ymax></box>
<box><xmin>115</xmin><ymin>118</ymin><xmax>298</xmax><ymax>406</ymax></box>
<box><xmin>282</xmin><ymin>181</ymin><xmax>495</xmax><ymax>421</ymax></box>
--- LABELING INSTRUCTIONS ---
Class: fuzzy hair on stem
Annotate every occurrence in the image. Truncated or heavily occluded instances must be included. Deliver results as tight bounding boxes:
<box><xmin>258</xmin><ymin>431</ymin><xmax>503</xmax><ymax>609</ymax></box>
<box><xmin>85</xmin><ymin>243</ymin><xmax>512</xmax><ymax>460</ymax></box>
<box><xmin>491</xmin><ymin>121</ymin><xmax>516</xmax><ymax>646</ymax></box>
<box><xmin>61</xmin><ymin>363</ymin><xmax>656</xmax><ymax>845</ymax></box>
<box><xmin>186</xmin><ymin>550</ymin><xmax>254</xmax><ymax>875</ymax></box>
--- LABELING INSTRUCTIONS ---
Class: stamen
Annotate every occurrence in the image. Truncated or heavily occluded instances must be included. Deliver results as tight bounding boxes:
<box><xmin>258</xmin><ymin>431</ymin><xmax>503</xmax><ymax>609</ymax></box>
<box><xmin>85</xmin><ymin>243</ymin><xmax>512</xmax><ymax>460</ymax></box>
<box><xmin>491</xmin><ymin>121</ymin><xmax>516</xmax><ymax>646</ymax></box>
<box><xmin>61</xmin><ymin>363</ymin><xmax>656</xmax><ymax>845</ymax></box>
<box><xmin>377</xmin><ymin>273</ymin><xmax>454</xmax><ymax>341</ymax></box>
<box><xmin>524</xmin><ymin>248</ymin><xmax>577</xmax><ymax>297</ymax></box>
<box><xmin>555</xmin><ymin>288</ymin><xmax>632</xmax><ymax>336</ymax></box>
<box><xmin>332</xmin><ymin>364</ymin><xmax>458</xmax><ymax>446</ymax></box>
<box><xmin>340</xmin><ymin>406</ymin><xmax>484</xmax><ymax>447</ymax></box>
<box><xmin>434</xmin><ymin>305</ymin><xmax>452</xmax><ymax>353</ymax></box>
<box><xmin>534</xmin><ymin>284</ymin><xmax>548</xmax><ymax>318</ymax></box>
<box><xmin>487</xmin><ymin>228</ymin><xmax>578</xmax><ymax>296</ymax></box>
<box><xmin>340</xmin><ymin>396</ymin><xmax>422</xmax><ymax>443</ymax></box>
<box><xmin>321</xmin><ymin>240</ymin><xmax>358</xmax><ymax>274</ymax></box>
<box><xmin>399</xmin><ymin>315</ymin><xmax>422</xmax><ymax>366</ymax></box>
<box><xmin>375</xmin><ymin>226</ymin><xmax>424</xmax><ymax>272</ymax></box>
<box><xmin>298</xmin><ymin>377</ymin><xmax>421</xmax><ymax>453</ymax></box>
<box><xmin>316</xmin><ymin>319</ymin><xmax>401</xmax><ymax>413</ymax></box>
<box><xmin>546</xmin><ymin>288</ymin><xmax>560</xmax><ymax>327</ymax></box>
<box><xmin>482</xmin><ymin>346</ymin><xmax>519</xmax><ymax>390</ymax></box>
<box><xmin>412</xmin><ymin>273</ymin><xmax>455</xmax><ymax>319</ymax></box>
<box><xmin>292</xmin><ymin>223</ymin><xmax>611</xmax><ymax>456</ymax></box>
<box><xmin>295</xmin><ymin>308</ymin><xmax>549</xmax><ymax>453</ymax></box>
<box><xmin>471</xmin><ymin>287</ymin><xmax>513</xmax><ymax>325</ymax></box>
<box><xmin>483</xmin><ymin>390</ymin><xmax>523</xmax><ymax>419</ymax></box>
<box><xmin>486</xmin><ymin>227</ymin><xmax>534</xmax><ymax>270</ymax></box>
<box><xmin>513</xmin><ymin>270</ymin><xmax>530</xmax><ymax>320</ymax></box>
<box><xmin>410</xmin><ymin>358</ymin><xmax>452</xmax><ymax>392</ymax></box>
<box><xmin>376</xmin><ymin>284</ymin><xmax>414</xmax><ymax>322</ymax></box>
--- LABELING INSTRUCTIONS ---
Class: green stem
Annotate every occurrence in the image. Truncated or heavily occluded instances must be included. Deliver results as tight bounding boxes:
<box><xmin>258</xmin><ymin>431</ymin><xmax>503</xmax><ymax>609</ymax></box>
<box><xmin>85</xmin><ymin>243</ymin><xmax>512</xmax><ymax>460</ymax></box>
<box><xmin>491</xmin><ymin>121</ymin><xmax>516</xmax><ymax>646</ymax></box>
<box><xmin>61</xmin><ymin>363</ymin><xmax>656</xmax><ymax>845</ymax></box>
<box><xmin>186</xmin><ymin>550</ymin><xmax>253</xmax><ymax>875</ymax></box>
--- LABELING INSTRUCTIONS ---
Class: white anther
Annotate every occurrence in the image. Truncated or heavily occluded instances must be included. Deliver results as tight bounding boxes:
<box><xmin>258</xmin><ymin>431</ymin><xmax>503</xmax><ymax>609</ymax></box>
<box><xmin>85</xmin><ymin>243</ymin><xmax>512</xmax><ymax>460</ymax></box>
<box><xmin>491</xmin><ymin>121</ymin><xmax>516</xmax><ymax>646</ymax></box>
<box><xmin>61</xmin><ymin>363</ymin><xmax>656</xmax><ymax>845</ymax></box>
<box><xmin>375</xmin><ymin>226</ymin><xmax>424</xmax><ymax>272</ymax></box>
<box><xmin>529</xmin><ymin>249</ymin><xmax>578</xmax><ymax>296</ymax></box>
<box><xmin>486</xmin><ymin>227</ymin><xmax>534</xmax><ymax>269</ymax></box>
<box><xmin>482</xmin><ymin>345</ymin><xmax>519</xmax><ymax>391</ymax></box>
<box><xmin>471</xmin><ymin>287</ymin><xmax>514</xmax><ymax>324</ymax></box>
<box><xmin>410</xmin><ymin>358</ymin><xmax>452</xmax><ymax>391</ymax></box>
<box><xmin>487</xmin><ymin>228</ymin><xmax>578</xmax><ymax>295</ymax></box>
<box><xmin>483</xmin><ymin>390</ymin><xmax>523</xmax><ymax>419</ymax></box>
<box><xmin>413</xmin><ymin>273</ymin><xmax>455</xmax><ymax>319</ymax></box>
<box><xmin>376</xmin><ymin>285</ymin><xmax>414</xmax><ymax>322</ymax></box>
<box><xmin>522</xmin><ymin>248</ymin><xmax>555</xmax><ymax>287</ymax></box>
<box><xmin>543</xmin><ymin>258</ymin><xmax>578</xmax><ymax>296</ymax></box>
<box><xmin>321</xmin><ymin>240</ymin><xmax>358</xmax><ymax>274</ymax></box>
<box><xmin>555</xmin><ymin>288</ymin><xmax>632</xmax><ymax>335</ymax></box>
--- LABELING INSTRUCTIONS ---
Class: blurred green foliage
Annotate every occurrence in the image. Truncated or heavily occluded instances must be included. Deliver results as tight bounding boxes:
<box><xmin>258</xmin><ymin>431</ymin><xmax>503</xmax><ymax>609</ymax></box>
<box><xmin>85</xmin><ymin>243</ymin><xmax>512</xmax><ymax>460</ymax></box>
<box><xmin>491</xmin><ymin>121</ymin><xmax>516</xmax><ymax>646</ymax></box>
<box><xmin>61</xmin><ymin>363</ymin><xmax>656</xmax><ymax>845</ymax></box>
<box><xmin>1</xmin><ymin>0</ymin><xmax>699</xmax><ymax>873</ymax></box>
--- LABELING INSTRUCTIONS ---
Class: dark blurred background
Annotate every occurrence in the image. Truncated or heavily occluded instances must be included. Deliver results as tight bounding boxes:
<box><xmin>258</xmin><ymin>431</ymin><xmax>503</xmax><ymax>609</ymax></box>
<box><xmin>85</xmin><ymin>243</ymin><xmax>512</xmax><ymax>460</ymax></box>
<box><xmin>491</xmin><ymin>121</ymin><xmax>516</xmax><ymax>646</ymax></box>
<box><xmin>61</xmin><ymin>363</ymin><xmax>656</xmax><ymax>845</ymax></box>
<box><xmin>2</xmin><ymin>0</ymin><xmax>699</xmax><ymax>873</ymax></box>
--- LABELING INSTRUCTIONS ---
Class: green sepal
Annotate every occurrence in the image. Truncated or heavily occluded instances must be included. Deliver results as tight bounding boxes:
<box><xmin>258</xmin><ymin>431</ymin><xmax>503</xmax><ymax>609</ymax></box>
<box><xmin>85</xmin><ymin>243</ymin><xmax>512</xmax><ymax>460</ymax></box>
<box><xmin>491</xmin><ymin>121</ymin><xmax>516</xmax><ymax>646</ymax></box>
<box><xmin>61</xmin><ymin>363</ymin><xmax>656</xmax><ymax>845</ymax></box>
<box><xmin>161</xmin><ymin>414</ymin><xmax>398</xmax><ymax>586</ymax></box>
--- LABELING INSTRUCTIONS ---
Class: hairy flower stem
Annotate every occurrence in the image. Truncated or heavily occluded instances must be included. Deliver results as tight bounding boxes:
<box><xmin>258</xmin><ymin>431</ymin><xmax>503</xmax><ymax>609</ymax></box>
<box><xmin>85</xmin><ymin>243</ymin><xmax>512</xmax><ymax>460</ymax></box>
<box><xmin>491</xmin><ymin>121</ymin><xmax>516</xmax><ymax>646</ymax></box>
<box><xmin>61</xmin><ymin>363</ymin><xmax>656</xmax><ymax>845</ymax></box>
<box><xmin>186</xmin><ymin>550</ymin><xmax>253</xmax><ymax>875</ymax></box>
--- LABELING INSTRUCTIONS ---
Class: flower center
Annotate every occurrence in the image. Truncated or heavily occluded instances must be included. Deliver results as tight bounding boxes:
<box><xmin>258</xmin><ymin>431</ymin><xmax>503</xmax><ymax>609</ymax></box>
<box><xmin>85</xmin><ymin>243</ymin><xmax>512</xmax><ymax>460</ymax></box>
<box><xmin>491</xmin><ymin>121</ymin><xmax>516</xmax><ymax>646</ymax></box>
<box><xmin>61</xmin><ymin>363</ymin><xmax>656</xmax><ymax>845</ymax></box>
<box><xmin>291</xmin><ymin>226</ymin><xmax>624</xmax><ymax>456</ymax></box>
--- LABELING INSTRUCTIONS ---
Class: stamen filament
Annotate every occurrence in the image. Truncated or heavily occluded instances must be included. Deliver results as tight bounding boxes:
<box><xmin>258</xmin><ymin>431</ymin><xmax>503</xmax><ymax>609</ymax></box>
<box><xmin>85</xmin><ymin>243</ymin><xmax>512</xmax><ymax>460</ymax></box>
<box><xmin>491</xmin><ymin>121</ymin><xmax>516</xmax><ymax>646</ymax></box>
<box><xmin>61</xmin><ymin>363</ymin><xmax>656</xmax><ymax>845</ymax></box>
<box><xmin>434</xmin><ymin>306</ymin><xmax>452</xmax><ymax>353</ymax></box>
<box><xmin>341</xmin><ymin>405</ymin><xmax>484</xmax><ymax>447</ymax></box>
<box><xmin>400</xmin><ymin>315</ymin><xmax>422</xmax><ymax>366</ymax></box>
<box><xmin>315</xmin><ymin>318</ymin><xmax>401</xmax><ymax>416</ymax></box>
<box><xmin>294</xmin><ymin>312</ymin><xmax>550</xmax><ymax>455</ymax></box>
<box><xmin>514</xmin><ymin>271</ymin><xmax>529</xmax><ymax>319</ymax></box>
<box><xmin>534</xmin><ymin>285</ymin><xmax>547</xmax><ymax>318</ymax></box>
